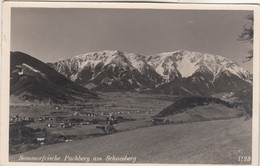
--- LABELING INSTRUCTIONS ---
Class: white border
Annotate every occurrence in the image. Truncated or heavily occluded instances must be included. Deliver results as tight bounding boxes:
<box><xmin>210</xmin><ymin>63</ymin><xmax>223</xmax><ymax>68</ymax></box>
<box><xmin>1</xmin><ymin>2</ymin><xmax>259</xmax><ymax>166</ymax></box>
<box><xmin>1</xmin><ymin>0</ymin><xmax>260</xmax><ymax>4</ymax></box>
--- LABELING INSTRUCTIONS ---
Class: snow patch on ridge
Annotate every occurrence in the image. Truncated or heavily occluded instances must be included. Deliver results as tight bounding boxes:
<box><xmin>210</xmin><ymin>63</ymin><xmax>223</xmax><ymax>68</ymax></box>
<box><xmin>124</xmin><ymin>53</ymin><xmax>145</xmax><ymax>73</ymax></box>
<box><xmin>22</xmin><ymin>63</ymin><xmax>41</xmax><ymax>73</ymax></box>
<box><xmin>147</xmin><ymin>53</ymin><xmax>169</xmax><ymax>78</ymax></box>
<box><xmin>176</xmin><ymin>54</ymin><xmax>200</xmax><ymax>78</ymax></box>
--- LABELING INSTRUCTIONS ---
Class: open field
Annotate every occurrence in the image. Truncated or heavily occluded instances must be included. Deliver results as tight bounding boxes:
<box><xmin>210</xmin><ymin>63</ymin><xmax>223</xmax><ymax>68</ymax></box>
<box><xmin>159</xmin><ymin>103</ymin><xmax>244</xmax><ymax>123</ymax></box>
<box><xmin>10</xmin><ymin>117</ymin><xmax>252</xmax><ymax>164</ymax></box>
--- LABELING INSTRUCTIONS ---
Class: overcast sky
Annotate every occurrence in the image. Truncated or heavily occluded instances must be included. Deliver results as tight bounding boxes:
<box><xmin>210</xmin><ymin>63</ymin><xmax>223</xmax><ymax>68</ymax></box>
<box><xmin>11</xmin><ymin>8</ymin><xmax>253</xmax><ymax>72</ymax></box>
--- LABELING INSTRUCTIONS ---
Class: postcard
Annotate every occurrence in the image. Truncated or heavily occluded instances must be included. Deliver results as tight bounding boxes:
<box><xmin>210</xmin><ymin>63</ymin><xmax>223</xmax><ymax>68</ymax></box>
<box><xmin>1</xmin><ymin>2</ymin><xmax>259</xmax><ymax>166</ymax></box>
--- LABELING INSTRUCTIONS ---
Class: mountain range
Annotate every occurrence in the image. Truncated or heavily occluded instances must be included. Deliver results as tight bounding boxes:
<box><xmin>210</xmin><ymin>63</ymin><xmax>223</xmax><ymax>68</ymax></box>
<box><xmin>48</xmin><ymin>50</ymin><xmax>252</xmax><ymax>97</ymax></box>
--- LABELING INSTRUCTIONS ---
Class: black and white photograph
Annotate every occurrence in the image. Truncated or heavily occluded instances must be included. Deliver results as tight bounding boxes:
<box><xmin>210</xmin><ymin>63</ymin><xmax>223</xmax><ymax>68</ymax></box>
<box><xmin>1</xmin><ymin>2</ymin><xmax>260</xmax><ymax>166</ymax></box>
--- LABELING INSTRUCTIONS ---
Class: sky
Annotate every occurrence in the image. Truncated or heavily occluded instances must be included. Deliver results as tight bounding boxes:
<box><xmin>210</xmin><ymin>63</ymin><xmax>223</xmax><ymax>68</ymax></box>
<box><xmin>11</xmin><ymin>8</ymin><xmax>253</xmax><ymax>72</ymax></box>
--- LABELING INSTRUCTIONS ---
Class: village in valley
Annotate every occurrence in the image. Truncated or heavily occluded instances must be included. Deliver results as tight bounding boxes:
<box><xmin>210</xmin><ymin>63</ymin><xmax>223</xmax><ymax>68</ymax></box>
<box><xmin>9</xmin><ymin>92</ymin><xmax>177</xmax><ymax>154</ymax></box>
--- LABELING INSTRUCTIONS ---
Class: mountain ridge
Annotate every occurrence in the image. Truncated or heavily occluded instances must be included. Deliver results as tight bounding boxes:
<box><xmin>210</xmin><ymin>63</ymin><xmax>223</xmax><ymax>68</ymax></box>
<box><xmin>48</xmin><ymin>50</ymin><xmax>252</xmax><ymax>96</ymax></box>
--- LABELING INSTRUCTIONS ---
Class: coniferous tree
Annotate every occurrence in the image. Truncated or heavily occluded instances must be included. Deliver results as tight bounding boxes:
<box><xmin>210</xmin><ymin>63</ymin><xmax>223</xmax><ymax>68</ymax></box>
<box><xmin>238</xmin><ymin>13</ymin><xmax>253</xmax><ymax>62</ymax></box>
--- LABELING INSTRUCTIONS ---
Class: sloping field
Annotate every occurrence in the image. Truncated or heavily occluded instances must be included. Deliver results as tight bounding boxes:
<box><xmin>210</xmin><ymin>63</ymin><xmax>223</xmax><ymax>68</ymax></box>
<box><xmin>10</xmin><ymin>117</ymin><xmax>252</xmax><ymax>164</ymax></box>
<box><xmin>160</xmin><ymin>103</ymin><xmax>244</xmax><ymax>123</ymax></box>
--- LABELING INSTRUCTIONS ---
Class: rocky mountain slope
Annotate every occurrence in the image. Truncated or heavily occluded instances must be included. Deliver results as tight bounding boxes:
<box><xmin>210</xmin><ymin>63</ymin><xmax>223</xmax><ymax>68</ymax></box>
<box><xmin>49</xmin><ymin>50</ymin><xmax>252</xmax><ymax>97</ymax></box>
<box><xmin>10</xmin><ymin>51</ymin><xmax>98</xmax><ymax>103</ymax></box>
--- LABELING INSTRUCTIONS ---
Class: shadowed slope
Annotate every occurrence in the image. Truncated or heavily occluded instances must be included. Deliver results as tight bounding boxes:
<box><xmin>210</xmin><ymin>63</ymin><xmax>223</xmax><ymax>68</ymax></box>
<box><xmin>10</xmin><ymin>51</ymin><xmax>98</xmax><ymax>103</ymax></box>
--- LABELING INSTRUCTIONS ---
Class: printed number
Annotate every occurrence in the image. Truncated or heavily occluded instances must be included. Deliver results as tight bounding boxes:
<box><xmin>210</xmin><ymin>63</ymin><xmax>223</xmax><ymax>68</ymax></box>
<box><xmin>238</xmin><ymin>156</ymin><xmax>251</xmax><ymax>162</ymax></box>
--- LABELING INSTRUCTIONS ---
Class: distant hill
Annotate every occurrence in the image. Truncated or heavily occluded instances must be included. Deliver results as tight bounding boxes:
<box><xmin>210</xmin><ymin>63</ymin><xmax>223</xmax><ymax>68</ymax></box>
<box><xmin>152</xmin><ymin>97</ymin><xmax>246</xmax><ymax>123</ymax></box>
<box><xmin>10</xmin><ymin>51</ymin><xmax>98</xmax><ymax>103</ymax></box>
<box><xmin>155</xmin><ymin>97</ymin><xmax>235</xmax><ymax>118</ymax></box>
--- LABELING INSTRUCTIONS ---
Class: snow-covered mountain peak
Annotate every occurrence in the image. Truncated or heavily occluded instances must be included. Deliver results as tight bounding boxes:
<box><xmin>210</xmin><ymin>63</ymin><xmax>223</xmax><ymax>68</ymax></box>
<box><xmin>71</xmin><ymin>50</ymin><xmax>124</xmax><ymax>64</ymax></box>
<box><xmin>146</xmin><ymin>50</ymin><xmax>252</xmax><ymax>83</ymax></box>
<box><xmin>124</xmin><ymin>53</ymin><xmax>149</xmax><ymax>73</ymax></box>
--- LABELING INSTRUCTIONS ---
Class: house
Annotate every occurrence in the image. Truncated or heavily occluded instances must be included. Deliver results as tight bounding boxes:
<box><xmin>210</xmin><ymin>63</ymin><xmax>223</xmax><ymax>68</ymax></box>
<box><xmin>60</xmin><ymin>122</ymin><xmax>72</xmax><ymax>128</ymax></box>
<box><xmin>81</xmin><ymin>122</ymin><xmax>90</xmax><ymax>125</ymax></box>
<box><xmin>37</xmin><ymin>137</ymin><xmax>45</xmax><ymax>145</ymax></box>
<box><xmin>152</xmin><ymin>118</ymin><xmax>166</xmax><ymax>125</ymax></box>
<box><xmin>55</xmin><ymin>105</ymin><xmax>63</xmax><ymax>110</ymax></box>
<box><xmin>47</xmin><ymin>123</ymin><xmax>56</xmax><ymax>128</ymax></box>
<box><xmin>37</xmin><ymin>137</ymin><xmax>45</xmax><ymax>141</ymax></box>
